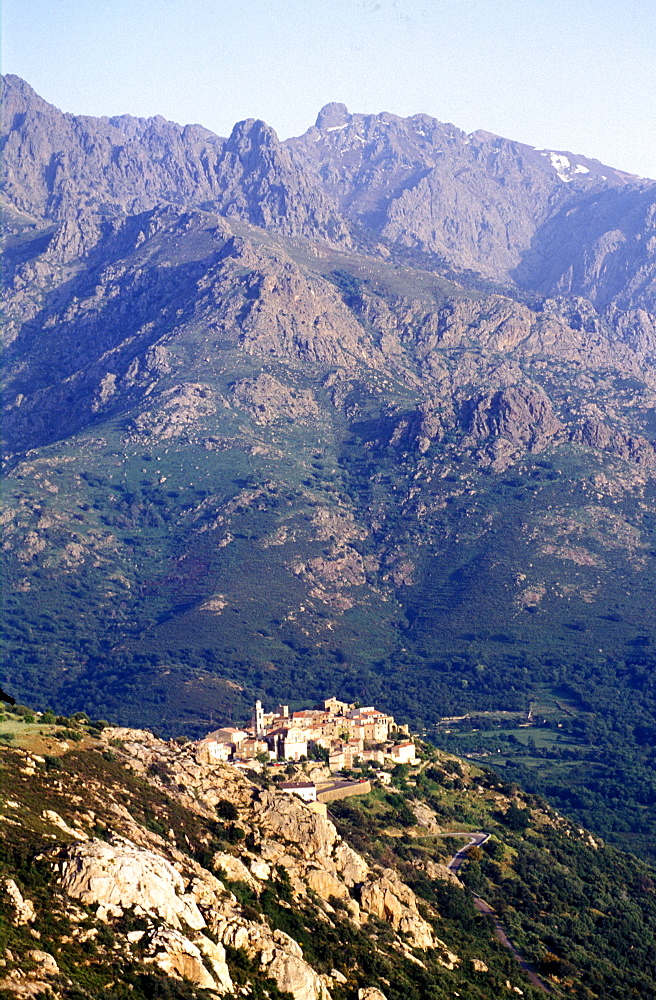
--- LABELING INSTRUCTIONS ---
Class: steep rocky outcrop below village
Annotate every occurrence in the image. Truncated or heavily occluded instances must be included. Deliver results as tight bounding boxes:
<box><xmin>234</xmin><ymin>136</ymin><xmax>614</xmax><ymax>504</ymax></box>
<box><xmin>2</xmin><ymin>713</ymin><xmax>656</xmax><ymax>999</ymax></box>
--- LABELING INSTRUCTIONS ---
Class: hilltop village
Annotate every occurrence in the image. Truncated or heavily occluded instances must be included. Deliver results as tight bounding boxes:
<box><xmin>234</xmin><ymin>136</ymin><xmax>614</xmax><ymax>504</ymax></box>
<box><xmin>197</xmin><ymin>696</ymin><xmax>418</xmax><ymax>780</ymax></box>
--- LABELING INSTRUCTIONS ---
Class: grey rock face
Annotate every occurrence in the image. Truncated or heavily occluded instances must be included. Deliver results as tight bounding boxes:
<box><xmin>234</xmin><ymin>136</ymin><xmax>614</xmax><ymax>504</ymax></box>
<box><xmin>287</xmin><ymin>105</ymin><xmax>648</xmax><ymax>292</ymax></box>
<box><xmin>1</xmin><ymin>74</ymin><xmax>348</xmax><ymax>244</ymax></box>
<box><xmin>1</xmin><ymin>75</ymin><xmax>227</xmax><ymax>220</ymax></box>
<box><xmin>513</xmin><ymin>185</ymin><xmax>656</xmax><ymax>311</ymax></box>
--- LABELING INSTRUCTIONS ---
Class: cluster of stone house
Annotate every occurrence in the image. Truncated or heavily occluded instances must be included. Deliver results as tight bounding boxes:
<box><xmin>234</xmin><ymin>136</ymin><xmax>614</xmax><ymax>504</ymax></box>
<box><xmin>197</xmin><ymin>696</ymin><xmax>418</xmax><ymax>772</ymax></box>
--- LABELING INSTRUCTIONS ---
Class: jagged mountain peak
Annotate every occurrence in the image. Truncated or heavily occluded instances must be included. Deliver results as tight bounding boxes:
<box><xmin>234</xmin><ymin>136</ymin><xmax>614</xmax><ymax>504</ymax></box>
<box><xmin>4</xmin><ymin>76</ymin><xmax>656</xmax><ymax>309</ymax></box>
<box><xmin>226</xmin><ymin>116</ymin><xmax>281</xmax><ymax>151</ymax></box>
<box><xmin>315</xmin><ymin>101</ymin><xmax>351</xmax><ymax>129</ymax></box>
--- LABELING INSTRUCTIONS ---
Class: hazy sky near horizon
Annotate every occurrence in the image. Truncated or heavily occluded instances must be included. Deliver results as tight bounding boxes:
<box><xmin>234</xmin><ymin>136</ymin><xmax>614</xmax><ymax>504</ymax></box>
<box><xmin>3</xmin><ymin>0</ymin><xmax>655</xmax><ymax>178</ymax></box>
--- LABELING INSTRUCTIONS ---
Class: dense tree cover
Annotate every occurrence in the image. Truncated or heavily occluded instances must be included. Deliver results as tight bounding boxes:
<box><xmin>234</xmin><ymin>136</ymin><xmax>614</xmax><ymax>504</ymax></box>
<box><xmin>432</xmin><ymin>650</ymin><xmax>656</xmax><ymax>861</ymax></box>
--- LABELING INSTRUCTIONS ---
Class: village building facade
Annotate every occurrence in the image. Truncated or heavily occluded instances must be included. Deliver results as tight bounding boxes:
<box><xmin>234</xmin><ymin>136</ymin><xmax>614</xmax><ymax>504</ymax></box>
<box><xmin>199</xmin><ymin>697</ymin><xmax>417</xmax><ymax>769</ymax></box>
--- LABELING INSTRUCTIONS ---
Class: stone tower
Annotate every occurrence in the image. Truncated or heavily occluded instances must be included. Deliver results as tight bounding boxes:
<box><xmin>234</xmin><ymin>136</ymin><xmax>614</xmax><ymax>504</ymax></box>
<box><xmin>254</xmin><ymin>699</ymin><xmax>265</xmax><ymax>737</ymax></box>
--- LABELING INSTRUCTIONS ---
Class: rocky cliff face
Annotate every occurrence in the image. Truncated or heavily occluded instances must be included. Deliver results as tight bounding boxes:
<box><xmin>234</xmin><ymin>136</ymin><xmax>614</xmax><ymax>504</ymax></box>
<box><xmin>1</xmin><ymin>76</ymin><xmax>346</xmax><ymax>243</ymax></box>
<box><xmin>286</xmin><ymin>103</ymin><xmax>652</xmax><ymax>300</ymax></box>
<box><xmin>1</xmin><ymin>75</ymin><xmax>227</xmax><ymax>220</ymax></box>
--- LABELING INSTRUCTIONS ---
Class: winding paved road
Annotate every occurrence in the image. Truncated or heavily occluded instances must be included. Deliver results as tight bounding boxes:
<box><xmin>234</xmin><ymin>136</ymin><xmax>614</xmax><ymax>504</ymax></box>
<box><xmin>442</xmin><ymin>832</ymin><xmax>551</xmax><ymax>993</ymax></box>
<box><xmin>444</xmin><ymin>832</ymin><xmax>490</xmax><ymax>875</ymax></box>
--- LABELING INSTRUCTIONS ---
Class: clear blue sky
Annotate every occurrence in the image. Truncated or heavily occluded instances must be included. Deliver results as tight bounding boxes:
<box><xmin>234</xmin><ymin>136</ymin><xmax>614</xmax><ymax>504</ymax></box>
<box><xmin>3</xmin><ymin>0</ymin><xmax>655</xmax><ymax>178</ymax></box>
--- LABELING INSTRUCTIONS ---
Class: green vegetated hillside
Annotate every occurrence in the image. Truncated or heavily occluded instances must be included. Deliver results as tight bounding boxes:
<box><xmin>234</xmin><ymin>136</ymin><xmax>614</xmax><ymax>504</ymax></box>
<box><xmin>2</xmin><ymin>712</ymin><xmax>656</xmax><ymax>999</ymax></box>
<box><xmin>3</xmin><ymin>77</ymin><xmax>656</xmax><ymax>867</ymax></box>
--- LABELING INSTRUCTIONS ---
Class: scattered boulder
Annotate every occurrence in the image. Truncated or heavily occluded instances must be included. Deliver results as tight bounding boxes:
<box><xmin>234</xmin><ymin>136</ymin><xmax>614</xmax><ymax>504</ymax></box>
<box><xmin>26</xmin><ymin>950</ymin><xmax>59</xmax><ymax>975</ymax></box>
<box><xmin>3</xmin><ymin>879</ymin><xmax>36</xmax><ymax>925</ymax></box>
<box><xmin>145</xmin><ymin>927</ymin><xmax>232</xmax><ymax>993</ymax></box>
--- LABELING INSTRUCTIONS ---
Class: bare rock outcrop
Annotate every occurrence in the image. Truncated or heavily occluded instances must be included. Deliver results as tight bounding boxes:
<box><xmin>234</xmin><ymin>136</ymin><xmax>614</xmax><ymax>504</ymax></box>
<box><xmin>54</xmin><ymin>826</ymin><xmax>333</xmax><ymax>999</ymax></box>
<box><xmin>333</xmin><ymin>841</ymin><xmax>370</xmax><ymax>887</ymax></box>
<box><xmin>232</xmin><ymin>373</ymin><xmax>320</xmax><ymax>425</ymax></box>
<box><xmin>131</xmin><ymin>383</ymin><xmax>216</xmax><ymax>441</ymax></box>
<box><xmin>462</xmin><ymin>384</ymin><xmax>564</xmax><ymax>469</ymax></box>
<box><xmin>571</xmin><ymin>417</ymin><xmax>656</xmax><ymax>469</ymax></box>
<box><xmin>57</xmin><ymin>835</ymin><xmax>207</xmax><ymax>928</ymax></box>
<box><xmin>145</xmin><ymin>928</ymin><xmax>232</xmax><ymax>993</ymax></box>
<box><xmin>253</xmin><ymin>787</ymin><xmax>339</xmax><ymax>859</ymax></box>
<box><xmin>212</xmin><ymin>851</ymin><xmax>261</xmax><ymax>891</ymax></box>
<box><xmin>235</xmin><ymin>263</ymin><xmax>374</xmax><ymax>367</ymax></box>
<box><xmin>360</xmin><ymin>869</ymin><xmax>433</xmax><ymax>948</ymax></box>
<box><xmin>216</xmin><ymin>921</ymin><xmax>332</xmax><ymax>1000</ymax></box>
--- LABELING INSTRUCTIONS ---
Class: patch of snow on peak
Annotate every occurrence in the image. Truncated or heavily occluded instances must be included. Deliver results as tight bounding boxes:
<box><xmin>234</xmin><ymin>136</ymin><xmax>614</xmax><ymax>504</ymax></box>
<box><xmin>540</xmin><ymin>150</ymin><xmax>592</xmax><ymax>183</ymax></box>
<box><xmin>326</xmin><ymin>123</ymin><xmax>348</xmax><ymax>132</ymax></box>
<box><xmin>548</xmin><ymin>152</ymin><xmax>573</xmax><ymax>182</ymax></box>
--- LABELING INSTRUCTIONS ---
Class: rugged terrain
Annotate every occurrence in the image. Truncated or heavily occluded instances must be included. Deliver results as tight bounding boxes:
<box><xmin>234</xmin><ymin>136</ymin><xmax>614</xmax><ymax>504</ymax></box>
<box><xmin>2</xmin><ymin>709</ymin><xmax>656</xmax><ymax>999</ymax></box>
<box><xmin>3</xmin><ymin>75</ymin><xmax>656</xmax><ymax>857</ymax></box>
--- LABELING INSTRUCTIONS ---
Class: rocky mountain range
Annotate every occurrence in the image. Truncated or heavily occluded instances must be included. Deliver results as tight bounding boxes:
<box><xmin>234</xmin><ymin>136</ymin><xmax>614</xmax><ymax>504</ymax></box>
<box><xmin>2</xmin><ymin>73</ymin><xmax>656</xmax><ymax>758</ymax></box>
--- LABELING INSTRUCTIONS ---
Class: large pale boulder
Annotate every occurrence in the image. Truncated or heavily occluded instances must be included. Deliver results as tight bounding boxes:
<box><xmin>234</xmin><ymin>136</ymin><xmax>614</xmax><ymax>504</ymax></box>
<box><xmin>305</xmin><ymin>867</ymin><xmax>350</xmax><ymax>902</ymax></box>
<box><xmin>3</xmin><ymin>879</ymin><xmax>35</xmax><ymax>925</ymax></box>
<box><xmin>212</xmin><ymin>851</ymin><xmax>260</xmax><ymax>890</ymax></box>
<box><xmin>57</xmin><ymin>836</ymin><xmax>205</xmax><ymax>929</ymax></box>
<box><xmin>359</xmin><ymin>989</ymin><xmax>388</xmax><ymax>1000</ymax></box>
<box><xmin>250</xmin><ymin>858</ymin><xmax>271</xmax><ymax>881</ymax></box>
<box><xmin>197</xmin><ymin>935</ymin><xmax>234</xmax><ymax>992</ymax></box>
<box><xmin>146</xmin><ymin>927</ymin><xmax>232</xmax><ymax>992</ymax></box>
<box><xmin>188</xmin><ymin>869</ymin><xmax>240</xmax><ymax>915</ymax></box>
<box><xmin>265</xmin><ymin>948</ymin><xmax>332</xmax><ymax>1000</ymax></box>
<box><xmin>421</xmin><ymin>857</ymin><xmax>464</xmax><ymax>888</ymax></box>
<box><xmin>360</xmin><ymin>869</ymin><xmax>436</xmax><ymax>950</ymax></box>
<box><xmin>411</xmin><ymin>802</ymin><xmax>442</xmax><ymax>834</ymax></box>
<box><xmin>255</xmin><ymin>789</ymin><xmax>338</xmax><ymax>859</ymax></box>
<box><xmin>42</xmin><ymin>809</ymin><xmax>87</xmax><ymax>840</ymax></box>
<box><xmin>332</xmin><ymin>841</ymin><xmax>369</xmax><ymax>886</ymax></box>
<box><xmin>216</xmin><ymin>921</ymin><xmax>330</xmax><ymax>1000</ymax></box>
<box><xmin>27</xmin><ymin>950</ymin><xmax>59</xmax><ymax>976</ymax></box>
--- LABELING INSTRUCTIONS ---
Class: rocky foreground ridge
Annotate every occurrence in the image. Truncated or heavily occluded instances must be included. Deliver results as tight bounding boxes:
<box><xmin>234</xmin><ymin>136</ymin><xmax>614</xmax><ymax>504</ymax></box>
<box><xmin>0</xmin><ymin>722</ymin><xmax>495</xmax><ymax>1000</ymax></box>
<box><xmin>2</xmin><ymin>714</ymin><xmax>656</xmax><ymax>999</ymax></box>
